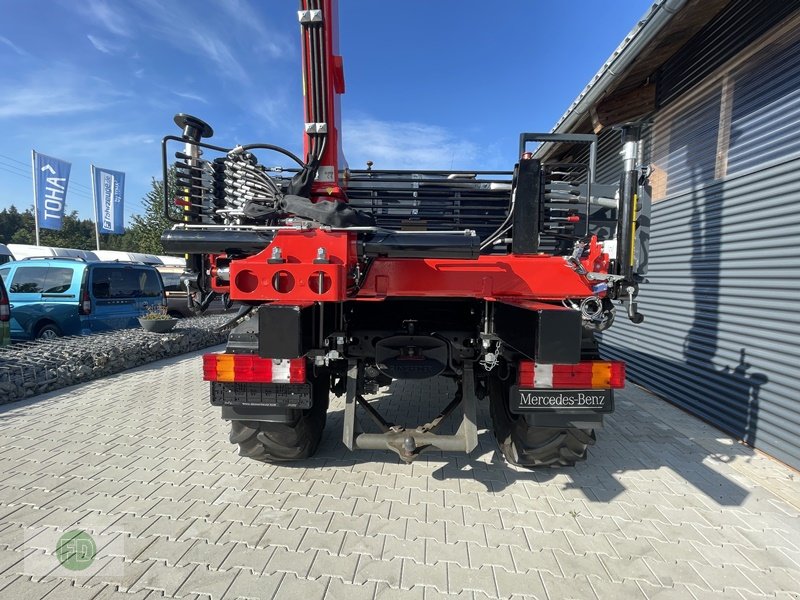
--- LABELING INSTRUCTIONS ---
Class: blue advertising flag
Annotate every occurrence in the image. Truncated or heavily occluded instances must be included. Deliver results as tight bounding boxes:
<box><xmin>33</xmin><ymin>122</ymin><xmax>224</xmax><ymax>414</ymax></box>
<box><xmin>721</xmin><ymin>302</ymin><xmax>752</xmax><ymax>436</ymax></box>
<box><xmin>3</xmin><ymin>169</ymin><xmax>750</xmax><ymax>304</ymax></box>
<box><xmin>92</xmin><ymin>166</ymin><xmax>125</xmax><ymax>234</ymax></box>
<box><xmin>33</xmin><ymin>151</ymin><xmax>71</xmax><ymax>231</ymax></box>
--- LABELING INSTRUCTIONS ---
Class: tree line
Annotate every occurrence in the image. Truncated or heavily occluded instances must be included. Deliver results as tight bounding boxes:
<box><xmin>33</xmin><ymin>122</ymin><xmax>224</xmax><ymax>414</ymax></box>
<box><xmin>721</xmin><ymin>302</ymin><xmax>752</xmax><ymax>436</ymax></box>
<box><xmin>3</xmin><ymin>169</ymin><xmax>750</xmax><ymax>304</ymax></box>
<box><xmin>0</xmin><ymin>170</ymin><xmax>180</xmax><ymax>255</ymax></box>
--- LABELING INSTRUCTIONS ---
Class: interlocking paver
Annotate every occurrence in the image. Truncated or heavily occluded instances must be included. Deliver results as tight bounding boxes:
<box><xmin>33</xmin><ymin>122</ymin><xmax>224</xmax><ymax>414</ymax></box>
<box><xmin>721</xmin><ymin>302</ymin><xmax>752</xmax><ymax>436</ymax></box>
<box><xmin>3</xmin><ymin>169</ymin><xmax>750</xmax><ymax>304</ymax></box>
<box><xmin>1</xmin><ymin>350</ymin><xmax>800</xmax><ymax>599</ymax></box>
<box><xmin>0</xmin><ymin>575</ymin><xmax>60</xmax><ymax>598</ymax></box>
<box><xmin>381</xmin><ymin>534</ymin><xmax>422</xmax><ymax>564</ymax></box>
<box><xmin>264</xmin><ymin>546</ymin><xmax>316</xmax><ymax>577</ymax></box>
<box><xmin>178</xmin><ymin>564</ymin><xmax>239</xmax><ymax>599</ymax></box>
<box><xmin>493</xmin><ymin>567</ymin><xmax>548</xmax><ymax>599</ymax></box>
<box><xmin>508</xmin><ymin>547</ymin><xmax>561</xmax><ymax>577</ymax></box>
<box><xmin>223</xmin><ymin>569</ymin><xmax>283</xmax><ymax>600</ymax></box>
<box><xmin>325</xmin><ymin>578</ymin><xmax>377</xmax><ymax>599</ymax></box>
<box><xmin>341</xmin><ymin>531</ymin><xmax>384</xmax><ymax>560</ymax></box>
<box><xmin>539</xmin><ymin>572</ymin><xmax>597</xmax><ymax>600</ymax></box>
<box><xmin>353</xmin><ymin>556</ymin><xmax>402</xmax><ymax>587</ymax></box>
<box><xmin>400</xmin><ymin>559</ymin><xmax>448</xmax><ymax>593</ymax></box>
<box><xmin>308</xmin><ymin>549</ymin><xmax>359</xmax><ymax>582</ymax></box>
<box><xmin>468</xmin><ymin>542</ymin><xmax>515</xmax><ymax>572</ymax></box>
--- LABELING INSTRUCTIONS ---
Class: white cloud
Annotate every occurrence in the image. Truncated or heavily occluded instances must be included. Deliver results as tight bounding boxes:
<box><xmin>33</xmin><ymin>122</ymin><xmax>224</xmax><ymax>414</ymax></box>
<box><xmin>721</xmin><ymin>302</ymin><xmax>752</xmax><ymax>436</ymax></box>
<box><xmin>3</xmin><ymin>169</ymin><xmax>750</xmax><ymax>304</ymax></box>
<box><xmin>184</xmin><ymin>29</ymin><xmax>250</xmax><ymax>85</ymax></box>
<box><xmin>128</xmin><ymin>0</ymin><xmax>292</xmax><ymax>86</ymax></box>
<box><xmin>172</xmin><ymin>91</ymin><xmax>208</xmax><ymax>104</ymax></box>
<box><xmin>343</xmin><ymin>118</ymin><xmax>480</xmax><ymax>170</ymax></box>
<box><xmin>216</xmin><ymin>0</ymin><xmax>292</xmax><ymax>59</ymax></box>
<box><xmin>0</xmin><ymin>35</ymin><xmax>29</xmax><ymax>57</ymax></box>
<box><xmin>0</xmin><ymin>69</ymin><xmax>124</xmax><ymax>119</ymax></box>
<box><xmin>84</xmin><ymin>0</ymin><xmax>132</xmax><ymax>37</ymax></box>
<box><xmin>53</xmin><ymin>131</ymin><xmax>157</xmax><ymax>158</ymax></box>
<box><xmin>87</xmin><ymin>34</ymin><xmax>121</xmax><ymax>54</ymax></box>
<box><xmin>0</xmin><ymin>85</ymin><xmax>102</xmax><ymax>118</ymax></box>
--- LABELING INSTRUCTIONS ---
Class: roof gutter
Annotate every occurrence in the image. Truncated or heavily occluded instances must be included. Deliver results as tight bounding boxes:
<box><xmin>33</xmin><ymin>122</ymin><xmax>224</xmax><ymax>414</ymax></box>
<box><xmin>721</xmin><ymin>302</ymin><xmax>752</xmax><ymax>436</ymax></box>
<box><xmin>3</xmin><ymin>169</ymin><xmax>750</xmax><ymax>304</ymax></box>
<box><xmin>534</xmin><ymin>0</ymin><xmax>687</xmax><ymax>158</ymax></box>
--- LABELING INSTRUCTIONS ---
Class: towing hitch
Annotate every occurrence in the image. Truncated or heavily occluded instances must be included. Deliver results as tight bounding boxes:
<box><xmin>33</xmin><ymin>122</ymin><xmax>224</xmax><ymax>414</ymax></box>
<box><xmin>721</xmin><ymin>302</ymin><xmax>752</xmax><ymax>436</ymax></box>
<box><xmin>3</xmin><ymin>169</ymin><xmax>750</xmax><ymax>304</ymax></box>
<box><xmin>343</xmin><ymin>361</ymin><xmax>479</xmax><ymax>463</ymax></box>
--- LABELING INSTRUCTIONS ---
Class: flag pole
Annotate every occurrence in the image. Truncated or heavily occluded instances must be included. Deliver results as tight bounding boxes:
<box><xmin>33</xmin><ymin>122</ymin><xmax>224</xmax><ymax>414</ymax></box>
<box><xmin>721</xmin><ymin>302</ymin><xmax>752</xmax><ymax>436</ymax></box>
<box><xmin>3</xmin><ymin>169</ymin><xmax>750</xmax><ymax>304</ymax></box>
<box><xmin>91</xmin><ymin>165</ymin><xmax>100</xmax><ymax>251</ymax></box>
<box><xmin>31</xmin><ymin>150</ymin><xmax>40</xmax><ymax>246</ymax></box>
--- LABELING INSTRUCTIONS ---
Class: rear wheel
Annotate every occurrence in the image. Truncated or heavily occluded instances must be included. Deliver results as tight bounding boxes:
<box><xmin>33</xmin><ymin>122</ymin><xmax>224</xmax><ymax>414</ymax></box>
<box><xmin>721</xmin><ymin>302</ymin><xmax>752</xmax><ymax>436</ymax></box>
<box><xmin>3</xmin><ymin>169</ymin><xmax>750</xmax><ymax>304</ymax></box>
<box><xmin>229</xmin><ymin>372</ymin><xmax>330</xmax><ymax>462</ymax></box>
<box><xmin>488</xmin><ymin>374</ymin><xmax>595</xmax><ymax>467</ymax></box>
<box><xmin>35</xmin><ymin>323</ymin><xmax>61</xmax><ymax>340</ymax></box>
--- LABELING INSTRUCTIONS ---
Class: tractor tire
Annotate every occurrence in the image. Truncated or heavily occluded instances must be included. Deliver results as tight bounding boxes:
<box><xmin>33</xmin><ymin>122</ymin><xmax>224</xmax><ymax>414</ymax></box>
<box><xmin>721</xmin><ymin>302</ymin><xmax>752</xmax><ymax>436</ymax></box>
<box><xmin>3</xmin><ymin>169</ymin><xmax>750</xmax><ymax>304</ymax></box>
<box><xmin>229</xmin><ymin>373</ymin><xmax>330</xmax><ymax>462</ymax></box>
<box><xmin>488</xmin><ymin>374</ymin><xmax>595</xmax><ymax>467</ymax></box>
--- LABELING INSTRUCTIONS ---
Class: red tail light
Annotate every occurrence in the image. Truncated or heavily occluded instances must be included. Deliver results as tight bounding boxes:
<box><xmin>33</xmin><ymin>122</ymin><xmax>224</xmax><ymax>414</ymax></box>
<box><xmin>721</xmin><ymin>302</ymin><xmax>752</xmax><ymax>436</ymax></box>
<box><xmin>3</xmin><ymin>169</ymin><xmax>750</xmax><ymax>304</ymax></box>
<box><xmin>203</xmin><ymin>354</ymin><xmax>306</xmax><ymax>383</ymax></box>
<box><xmin>78</xmin><ymin>289</ymin><xmax>92</xmax><ymax>315</ymax></box>
<box><xmin>518</xmin><ymin>360</ymin><xmax>625</xmax><ymax>389</ymax></box>
<box><xmin>0</xmin><ymin>287</ymin><xmax>9</xmax><ymax>322</ymax></box>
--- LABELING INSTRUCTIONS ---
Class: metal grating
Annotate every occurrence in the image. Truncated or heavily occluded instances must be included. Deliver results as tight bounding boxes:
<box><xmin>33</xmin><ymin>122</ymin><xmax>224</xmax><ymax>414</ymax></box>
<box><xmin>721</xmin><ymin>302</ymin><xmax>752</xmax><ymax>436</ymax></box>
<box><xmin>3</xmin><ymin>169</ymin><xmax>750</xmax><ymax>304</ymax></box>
<box><xmin>346</xmin><ymin>170</ymin><xmax>513</xmax><ymax>242</ymax></box>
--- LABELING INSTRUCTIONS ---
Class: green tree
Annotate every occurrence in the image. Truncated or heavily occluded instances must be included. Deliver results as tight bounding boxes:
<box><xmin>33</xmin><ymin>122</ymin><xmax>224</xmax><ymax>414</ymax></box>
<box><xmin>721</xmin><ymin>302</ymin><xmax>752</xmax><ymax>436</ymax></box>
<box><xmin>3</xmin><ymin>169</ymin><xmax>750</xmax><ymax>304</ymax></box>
<box><xmin>127</xmin><ymin>168</ymin><xmax>181</xmax><ymax>255</ymax></box>
<box><xmin>0</xmin><ymin>206</ymin><xmax>26</xmax><ymax>243</ymax></box>
<box><xmin>0</xmin><ymin>206</ymin><xmax>98</xmax><ymax>249</ymax></box>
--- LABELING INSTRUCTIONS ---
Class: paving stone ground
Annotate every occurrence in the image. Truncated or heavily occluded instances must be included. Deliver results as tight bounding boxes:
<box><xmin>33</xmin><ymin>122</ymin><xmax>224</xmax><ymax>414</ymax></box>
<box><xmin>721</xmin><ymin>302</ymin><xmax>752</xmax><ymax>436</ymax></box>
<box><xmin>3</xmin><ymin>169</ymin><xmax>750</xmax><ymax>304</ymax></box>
<box><xmin>0</xmin><ymin>348</ymin><xmax>798</xmax><ymax>599</ymax></box>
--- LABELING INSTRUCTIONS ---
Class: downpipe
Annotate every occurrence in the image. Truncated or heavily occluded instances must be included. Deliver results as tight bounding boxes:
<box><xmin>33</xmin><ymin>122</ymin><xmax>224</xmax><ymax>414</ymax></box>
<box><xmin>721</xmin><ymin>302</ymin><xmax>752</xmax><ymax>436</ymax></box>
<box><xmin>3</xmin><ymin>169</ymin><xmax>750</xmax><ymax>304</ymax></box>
<box><xmin>616</xmin><ymin>125</ymin><xmax>644</xmax><ymax>324</ymax></box>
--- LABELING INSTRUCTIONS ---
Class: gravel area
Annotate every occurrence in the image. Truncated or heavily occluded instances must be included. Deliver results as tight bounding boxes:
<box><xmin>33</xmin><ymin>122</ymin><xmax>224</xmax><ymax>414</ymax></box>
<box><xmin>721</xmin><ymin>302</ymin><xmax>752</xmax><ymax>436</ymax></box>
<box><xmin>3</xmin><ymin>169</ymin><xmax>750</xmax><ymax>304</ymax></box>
<box><xmin>0</xmin><ymin>316</ymin><xmax>229</xmax><ymax>403</ymax></box>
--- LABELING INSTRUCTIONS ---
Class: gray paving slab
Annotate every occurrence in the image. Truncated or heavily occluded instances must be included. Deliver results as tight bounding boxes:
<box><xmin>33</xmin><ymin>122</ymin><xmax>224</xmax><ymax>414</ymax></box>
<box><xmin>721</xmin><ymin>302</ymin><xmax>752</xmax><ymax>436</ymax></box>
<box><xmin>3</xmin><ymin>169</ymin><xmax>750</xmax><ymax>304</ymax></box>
<box><xmin>0</xmin><ymin>347</ymin><xmax>799</xmax><ymax>599</ymax></box>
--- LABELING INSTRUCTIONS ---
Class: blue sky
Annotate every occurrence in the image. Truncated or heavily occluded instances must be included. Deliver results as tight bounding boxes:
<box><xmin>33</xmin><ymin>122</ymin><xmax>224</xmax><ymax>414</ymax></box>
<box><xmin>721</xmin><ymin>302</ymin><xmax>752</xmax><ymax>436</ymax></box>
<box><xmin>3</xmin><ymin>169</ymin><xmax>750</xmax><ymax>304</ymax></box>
<box><xmin>0</xmin><ymin>0</ymin><xmax>653</xmax><ymax>223</ymax></box>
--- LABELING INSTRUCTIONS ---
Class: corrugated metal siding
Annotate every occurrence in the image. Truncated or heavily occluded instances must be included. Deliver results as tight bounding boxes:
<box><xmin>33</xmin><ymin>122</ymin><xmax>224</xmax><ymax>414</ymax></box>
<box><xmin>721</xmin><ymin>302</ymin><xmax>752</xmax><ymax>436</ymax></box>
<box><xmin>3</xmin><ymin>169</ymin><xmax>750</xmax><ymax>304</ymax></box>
<box><xmin>570</xmin><ymin>127</ymin><xmax>624</xmax><ymax>186</ymax></box>
<box><xmin>727</xmin><ymin>37</ymin><xmax>800</xmax><ymax>175</ymax></box>
<box><xmin>593</xmin><ymin>128</ymin><xmax>624</xmax><ymax>186</ymax></box>
<box><xmin>600</xmin><ymin>157</ymin><xmax>800</xmax><ymax>469</ymax></box>
<box><xmin>596</xmin><ymin>3</ymin><xmax>800</xmax><ymax>470</ymax></box>
<box><xmin>657</xmin><ymin>0</ymin><xmax>800</xmax><ymax>107</ymax></box>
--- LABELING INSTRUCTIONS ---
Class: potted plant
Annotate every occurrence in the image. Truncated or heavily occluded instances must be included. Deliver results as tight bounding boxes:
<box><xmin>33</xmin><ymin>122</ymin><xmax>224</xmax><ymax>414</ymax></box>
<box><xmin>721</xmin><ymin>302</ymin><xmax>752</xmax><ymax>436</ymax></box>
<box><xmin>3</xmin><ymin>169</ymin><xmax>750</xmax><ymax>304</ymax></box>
<box><xmin>138</xmin><ymin>304</ymin><xmax>178</xmax><ymax>333</ymax></box>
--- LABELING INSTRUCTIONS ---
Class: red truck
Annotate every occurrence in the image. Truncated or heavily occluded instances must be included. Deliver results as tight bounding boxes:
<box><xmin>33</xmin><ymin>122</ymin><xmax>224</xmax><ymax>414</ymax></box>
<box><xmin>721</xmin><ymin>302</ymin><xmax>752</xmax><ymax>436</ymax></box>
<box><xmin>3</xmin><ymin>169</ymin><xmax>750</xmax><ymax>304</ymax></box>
<box><xmin>161</xmin><ymin>0</ymin><xmax>647</xmax><ymax>467</ymax></box>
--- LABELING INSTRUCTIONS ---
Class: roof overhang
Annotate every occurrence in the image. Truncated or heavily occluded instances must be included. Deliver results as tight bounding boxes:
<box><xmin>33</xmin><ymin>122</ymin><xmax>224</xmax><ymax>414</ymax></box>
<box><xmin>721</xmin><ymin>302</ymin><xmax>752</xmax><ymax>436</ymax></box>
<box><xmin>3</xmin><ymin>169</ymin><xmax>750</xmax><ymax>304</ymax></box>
<box><xmin>535</xmin><ymin>0</ymin><xmax>731</xmax><ymax>158</ymax></box>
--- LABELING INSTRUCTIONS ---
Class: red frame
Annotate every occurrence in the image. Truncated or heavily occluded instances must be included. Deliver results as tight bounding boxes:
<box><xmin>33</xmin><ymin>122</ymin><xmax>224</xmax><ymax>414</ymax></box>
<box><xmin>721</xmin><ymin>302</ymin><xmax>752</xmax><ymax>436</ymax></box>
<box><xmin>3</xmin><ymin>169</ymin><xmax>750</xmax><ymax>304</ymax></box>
<box><xmin>216</xmin><ymin>229</ymin><xmax>608</xmax><ymax>303</ymax></box>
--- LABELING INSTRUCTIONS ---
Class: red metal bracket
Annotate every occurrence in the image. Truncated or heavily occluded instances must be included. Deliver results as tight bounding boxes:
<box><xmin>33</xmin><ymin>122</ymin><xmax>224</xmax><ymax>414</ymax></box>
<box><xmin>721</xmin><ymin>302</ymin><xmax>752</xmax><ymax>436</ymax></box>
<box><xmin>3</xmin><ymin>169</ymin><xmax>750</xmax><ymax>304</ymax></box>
<box><xmin>228</xmin><ymin>229</ymin><xmax>354</xmax><ymax>302</ymax></box>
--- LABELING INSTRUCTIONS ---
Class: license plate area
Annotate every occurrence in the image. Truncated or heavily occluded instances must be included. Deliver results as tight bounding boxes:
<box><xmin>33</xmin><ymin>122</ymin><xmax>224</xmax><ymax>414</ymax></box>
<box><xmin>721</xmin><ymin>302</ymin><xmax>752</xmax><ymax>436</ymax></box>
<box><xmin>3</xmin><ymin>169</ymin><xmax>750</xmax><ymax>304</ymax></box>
<box><xmin>511</xmin><ymin>387</ymin><xmax>613</xmax><ymax>413</ymax></box>
<box><xmin>211</xmin><ymin>382</ymin><xmax>312</xmax><ymax>408</ymax></box>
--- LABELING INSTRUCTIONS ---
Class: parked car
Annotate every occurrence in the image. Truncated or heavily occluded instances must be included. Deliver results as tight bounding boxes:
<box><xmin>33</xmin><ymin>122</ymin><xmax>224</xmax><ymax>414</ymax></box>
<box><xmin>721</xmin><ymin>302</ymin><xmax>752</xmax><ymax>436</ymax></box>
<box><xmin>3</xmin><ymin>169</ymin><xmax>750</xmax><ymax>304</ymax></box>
<box><xmin>0</xmin><ymin>243</ymin><xmax>13</xmax><ymax>266</ymax></box>
<box><xmin>157</xmin><ymin>266</ymin><xmax>195</xmax><ymax>318</ymax></box>
<box><xmin>6</xmin><ymin>243</ymin><xmax>98</xmax><ymax>261</ymax></box>
<box><xmin>0</xmin><ymin>258</ymin><xmax>165</xmax><ymax>340</ymax></box>
<box><xmin>0</xmin><ymin>276</ymin><xmax>10</xmax><ymax>346</ymax></box>
<box><xmin>156</xmin><ymin>265</ymin><xmax>229</xmax><ymax>318</ymax></box>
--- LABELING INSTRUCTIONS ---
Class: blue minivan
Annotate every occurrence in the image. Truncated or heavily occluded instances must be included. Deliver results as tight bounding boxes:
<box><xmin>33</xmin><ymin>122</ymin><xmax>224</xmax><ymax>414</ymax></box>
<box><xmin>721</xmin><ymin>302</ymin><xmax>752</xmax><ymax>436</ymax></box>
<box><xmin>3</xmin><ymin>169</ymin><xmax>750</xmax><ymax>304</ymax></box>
<box><xmin>0</xmin><ymin>258</ymin><xmax>165</xmax><ymax>340</ymax></box>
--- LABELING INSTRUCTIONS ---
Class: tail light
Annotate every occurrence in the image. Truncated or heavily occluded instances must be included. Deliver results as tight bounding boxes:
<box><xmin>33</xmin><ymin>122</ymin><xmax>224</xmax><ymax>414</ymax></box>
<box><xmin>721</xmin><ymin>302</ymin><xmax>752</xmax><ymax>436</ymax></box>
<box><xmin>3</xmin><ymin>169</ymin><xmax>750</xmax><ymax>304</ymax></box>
<box><xmin>78</xmin><ymin>288</ymin><xmax>92</xmax><ymax>315</ymax></box>
<box><xmin>203</xmin><ymin>354</ymin><xmax>306</xmax><ymax>383</ymax></box>
<box><xmin>518</xmin><ymin>360</ymin><xmax>625</xmax><ymax>389</ymax></box>
<box><xmin>0</xmin><ymin>287</ymin><xmax>9</xmax><ymax>322</ymax></box>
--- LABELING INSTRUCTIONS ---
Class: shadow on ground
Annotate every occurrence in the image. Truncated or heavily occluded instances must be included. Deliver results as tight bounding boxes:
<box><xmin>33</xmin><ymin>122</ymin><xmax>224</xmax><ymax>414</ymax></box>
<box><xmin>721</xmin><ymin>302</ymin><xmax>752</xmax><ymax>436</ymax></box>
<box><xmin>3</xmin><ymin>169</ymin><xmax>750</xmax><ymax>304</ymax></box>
<box><xmin>268</xmin><ymin>376</ymin><xmax>752</xmax><ymax>507</ymax></box>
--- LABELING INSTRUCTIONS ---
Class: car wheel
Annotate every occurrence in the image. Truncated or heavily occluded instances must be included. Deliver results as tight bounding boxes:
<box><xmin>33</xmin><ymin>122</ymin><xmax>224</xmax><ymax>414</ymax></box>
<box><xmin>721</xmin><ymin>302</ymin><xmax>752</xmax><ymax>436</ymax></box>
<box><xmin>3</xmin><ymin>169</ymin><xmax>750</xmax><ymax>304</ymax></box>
<box><xmin>35</xmin><ymin>323</ymin><xmax>61</xmax><ymax>340</ymax></box>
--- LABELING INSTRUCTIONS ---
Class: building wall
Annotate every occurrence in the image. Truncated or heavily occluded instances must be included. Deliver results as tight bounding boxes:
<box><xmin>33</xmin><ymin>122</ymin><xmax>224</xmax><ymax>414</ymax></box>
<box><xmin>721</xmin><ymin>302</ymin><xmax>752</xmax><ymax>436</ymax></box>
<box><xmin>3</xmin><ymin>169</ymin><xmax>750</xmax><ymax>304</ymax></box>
<box><xmin>598</xmin><ymin>5</ymin><xmax>800</xmax><ymax>469</ymax></box>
